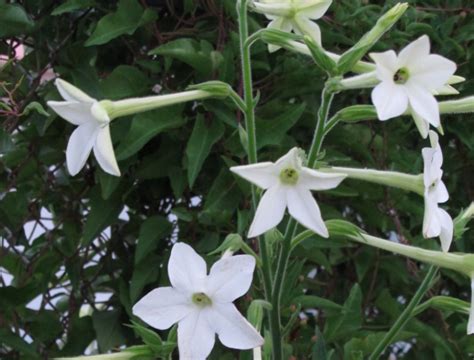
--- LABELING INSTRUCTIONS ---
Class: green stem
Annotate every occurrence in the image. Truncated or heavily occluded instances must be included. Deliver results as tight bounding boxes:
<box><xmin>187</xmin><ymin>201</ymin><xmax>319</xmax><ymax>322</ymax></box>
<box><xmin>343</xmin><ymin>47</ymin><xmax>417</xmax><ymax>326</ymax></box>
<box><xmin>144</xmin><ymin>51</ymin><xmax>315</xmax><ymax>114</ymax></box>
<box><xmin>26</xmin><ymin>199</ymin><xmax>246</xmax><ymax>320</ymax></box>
<box><xmin>270</xmin><ymin>85</ymin><xmax>334</xmax><ymax>360</ymax></box>
<box><xmin>368</xmin><ymin>265</ymin><xmax>438</xmax><ymax>360</ymax></box>
<box><xmin>237</xmin><ymin>0</ymin><xmax>275</xmax><ymax>352</ymax></box>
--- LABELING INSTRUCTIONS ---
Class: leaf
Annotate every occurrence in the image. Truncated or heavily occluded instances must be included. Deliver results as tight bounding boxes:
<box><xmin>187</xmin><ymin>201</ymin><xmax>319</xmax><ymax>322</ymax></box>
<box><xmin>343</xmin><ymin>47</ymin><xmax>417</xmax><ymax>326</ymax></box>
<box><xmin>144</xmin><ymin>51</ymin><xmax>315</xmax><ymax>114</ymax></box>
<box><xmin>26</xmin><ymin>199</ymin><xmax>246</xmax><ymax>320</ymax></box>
<box><xmin>0</xmin><ymin>4</ymin><xmax>34</xmax><ymax>37</ymax></box>
<box><xmin>312</xmin><ymin>327</ymin><xmax>328</xmax><ymax>360</ymax></box>
<box><xmin>22</xmin><ymin>102</ymin><xmax>50</xmax><ymax>117</ymax></box>
<box><xmin>51</xmin><ymin>0</ymin><xmax>95</xmax><ymax>15</ymax></box>
<box><xmin>256</xmin><ymin>102</ymin><xmax>306</xmax><ymax>149</ymax></box>
<box><xmin>149</xmin><ymin>38</ymin><xmax>218</xmax><ymax>75</ymax></box>
<box><xmin>85</xmin><ymin>0</ymin><xmax>156</xmax><ymax>46</ymax></box>
<box><xmin>101</xmin><ymin>65</ymin><xmax>150</xmax><ymax>100</ymax></box>
<box><xmin>116</xmin><ymin>105</ymin><xmax>185</xmax><ymax>160</ymax></box>
<box><xmin>81</xmin><ymin>189</ymin><xmax>123</xmax><ymax>245</ymax></box>
<box><xmin>130</xmin><ymin>254</ymin><xmax>160</xmax><ymax>303</ymax></box>
<box><xmin>92</xmin><ymin>310</ymin><xmax>126</xmax><ymax>352</ymax></box>
<box><xmin>0</xmin><ymin>329</ymin><xmax>38</xmax><ymax>357</ymax></box>
<box><xmin>134</xmin><ymin>216</ymin><xmax>172</xmax><ymax>265</ymax></box>
<box><xmin>185</xmin><ymin>115</ymin><xmax>225</xmax><ymax>188</ymax></box>
<box><xmin>325</xmin><ymin>284</ymin><xmax>362</xmax><ymax>341</ymax></box>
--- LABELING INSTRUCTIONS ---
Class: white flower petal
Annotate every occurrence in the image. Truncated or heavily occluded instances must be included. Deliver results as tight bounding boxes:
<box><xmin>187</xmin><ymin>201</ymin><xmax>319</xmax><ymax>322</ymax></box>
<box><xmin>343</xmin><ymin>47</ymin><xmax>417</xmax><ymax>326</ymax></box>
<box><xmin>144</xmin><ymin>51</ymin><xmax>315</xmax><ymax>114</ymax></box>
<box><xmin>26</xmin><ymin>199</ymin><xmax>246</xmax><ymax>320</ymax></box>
<box><xmin>437</xmin><ymin>208</ymin><xmax>453</xmax><ymax>252</ymax></box>
<box><xmin>369</xmin><ymin>50</ymin><xmax>399</xmax><ymax>82</ymax></box>
<box><xmin>248</xmin><ymin>185</ymin><xmax>287</xmax><ymax>238</ymax></box>
<box><xmin>47</xmin><ymin>101</ymin><xmax>96</xmax><ymax>125</ymax></box>
<box><xmin>298</xmin><ymin>0</ymin><xmax>332</xmax><ymax>20</ymax></box>
<box><xmin>132</xmin><ymin>287</ymin><xmax>193</xmax><ymax>330</ymax></box>
<box><xmin>422</xmin><ymin>194</ymin><xmax>441</xmax><ymax>238</ymax></box>
<box><xmin>207</xmin><ymin>255</ymin><xmax>256</xmax><ymax>303</ymax></box>
<box><xmin>422</xmin><ymin>147</ymin><xmax>442</xmax><ymax>188</ymax></box>
<box><xmin>168</xmin><ymin>243</ymin><xmax>207</xmax><ymax>294</ymax></box>
<box><xmin>299</xmin><ymin>168</ymin><xmax>346</xmax><ymax>191</ymax></box>
<box><xmin>398</xmin><ymin>35</ymin><xmax>430</xmax><ymax>68</ymax></box>
<box><xmin>287</xmin><ymin>187</ymin><xmax>328</xmax><ymax>237</ymax></box>
<box><xmin>274</xmin><ymin>147</ymin><xmax>301</xmax><ymax>171</ymax></box>
<box><xmin>267</xmin><ymin>17</ymin><xmax>293</xmax><ymax>52</ymax></box>
<box><xmin>93</xmin><ymin>126</ymin><xmax>120</xmax><ymax>176</ymax></box>
<box><xmin>405</xmin><ymin>83</ymin><xmax>440</xmax><ymax>127</ymax></box>
<box><xmin>55</xmin><ymin>79</ymin><xmax>95</xmax><ymax>103</ymax></box>
<box><xmin>230</xmin><ymin>163</ymin><xmax>278</xmax><ymax>189</ymax></box>
<box><xmin>371</xmin><ymin>82</ymin><xmax>408</xmax><ymax>120</ymax></box>
<box><xmin>292</xmin><ymin>16</ymin><xmax>322</xmax><ymax>45</ymax></box>
<box><xmin>178</xmin><ymin>309</ymin><xmax>215</xmax><ymax>360</ymax></box>
<box><xmin>468</xmin><ymin>278</ymin><xmax>474</xmax><ymax>335</ymax></box>
<box><xmin>435</xmin><ymin>181</ymin><xmax>449</xmax><ymax>203</ymax></box>
<box><xmin>66</xmin><ymin>122</ymin><xmax>98</xmax><ymax>176</ymax></box>
<box><xmin>210</xmin><ymin>303</ymin><xmax>264</xmax><ymax>349</ymax></box>
<box><xmin>411</xmin><ymin>109</ymin><xmax>429</xmax><ymax>139</ymax></box>
<box><xmin>410</xmin><ymin>54</ymin><xmax>457</xmax><ymax>90</ymax></box>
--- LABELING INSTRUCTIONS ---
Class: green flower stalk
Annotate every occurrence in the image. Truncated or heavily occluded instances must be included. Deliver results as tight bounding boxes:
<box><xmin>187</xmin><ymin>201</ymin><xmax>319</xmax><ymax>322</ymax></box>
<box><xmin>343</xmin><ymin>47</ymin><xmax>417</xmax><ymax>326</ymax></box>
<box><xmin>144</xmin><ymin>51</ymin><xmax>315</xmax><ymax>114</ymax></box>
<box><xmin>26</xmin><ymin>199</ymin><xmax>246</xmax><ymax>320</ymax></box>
<box><xmin>336</xmin><ymin>3</ymin><xmax>409</xmax><ymax>74</ymax></box>
<box><xmin>55</xmin><ymin>346</ymin><xmax>152</xmax><ymax>360</ymax></box>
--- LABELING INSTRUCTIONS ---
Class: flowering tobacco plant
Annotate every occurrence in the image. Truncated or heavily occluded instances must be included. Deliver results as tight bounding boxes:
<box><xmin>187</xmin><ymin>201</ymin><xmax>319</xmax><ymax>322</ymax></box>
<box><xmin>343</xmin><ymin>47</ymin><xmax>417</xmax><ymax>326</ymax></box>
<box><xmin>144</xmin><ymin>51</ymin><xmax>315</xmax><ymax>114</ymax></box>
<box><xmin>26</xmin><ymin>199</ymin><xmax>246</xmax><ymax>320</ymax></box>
<box><xmin>1</xmin><ymin>1</ymin><xmax>474</xmax><ymax>359</ymax></box>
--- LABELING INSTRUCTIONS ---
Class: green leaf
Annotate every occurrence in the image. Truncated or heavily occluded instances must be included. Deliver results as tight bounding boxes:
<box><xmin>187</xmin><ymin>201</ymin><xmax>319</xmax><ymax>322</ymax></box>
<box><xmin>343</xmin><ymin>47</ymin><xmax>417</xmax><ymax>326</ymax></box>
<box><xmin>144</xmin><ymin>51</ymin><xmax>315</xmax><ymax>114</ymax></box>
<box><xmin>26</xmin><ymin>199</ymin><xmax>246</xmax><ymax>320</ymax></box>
<box><xmin>92</xmin><ymin>310</ymin><xmax>126</xmax><ymax>352</ymax></box>
<box><xmin>0</xmin><ymin>329</ymin><xmax>38</xmax><ymax>357</ymax></box>
<box><xmin>130</xmin><ymin>254</ymin><xmax>160</xmax><ymax>303</ymax></box>
<box><xmin>85</xmin><ymin>0</ymin><xmax>156</xmax><ymax>46</ymax></box>
<box><xmin>185</xmin><ymin>115</ymin><xmax>225</xmax><ymax>188</ymax></box>
<box><xmin>82</xmin><ymin>189</ymin><xmax>123</xmax><ymax>245</ymax></box>
<box><xmin>101</xmin><ymin>65</ymin><xmax>150</xmax><ymax>100</ymax></box>
<box><xmin>292</xmin><ymin>295</ymin><xmax>343</xmax><ymax>312</ymax></box>
<box><xmin>51</xmin><ymin>0</ymin><xmax>95</xmax><ymax>15</ymax></box>
<box><xmin>22</xmin><ymin>102</ymin><xmax>50</xmax><ymax>117</ymax></box>
<box><xmin>135</xmin><ymin>216</ymin><xmax>172</xmax><ymax>265</ymax></box>
<box><xmin>0</xmin><ymin>4</ymin><xmax>34</xmax><ymax>37</ymax></box>
<box><xmin>312</xmin><ymin>327</ymin><xmax>328</xmax><ymax>360</ymax></box>
<box><xmin>116</xmin><ymin>105</ymin><xmax>185</xmax><ymax>160</ymax></box>
<box><xmin>256</xmin><ymin>102</ymin><xmax>306</xmax><ymax>149</ymax></box>
<box><xmin>128</xmin><ymin>321</ymin><xmax>163</xmax><ymax>351</ymax></box>
<box><xmin>149</xmin><ymin>38</ymin><xmax>218</xmax><ymax>75</ymax></box>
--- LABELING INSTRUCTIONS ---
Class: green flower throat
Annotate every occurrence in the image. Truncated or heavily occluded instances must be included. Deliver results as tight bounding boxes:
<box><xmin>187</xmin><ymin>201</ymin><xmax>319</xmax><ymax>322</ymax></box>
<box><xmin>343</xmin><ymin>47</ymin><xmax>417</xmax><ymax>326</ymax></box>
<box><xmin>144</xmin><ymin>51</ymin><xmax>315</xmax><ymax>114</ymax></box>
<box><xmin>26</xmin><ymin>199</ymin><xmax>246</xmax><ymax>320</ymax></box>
<box><xmin>279</xmin><ymin>167</ymin><xmax>299</xmax><ymax>185</ymax></box>
<box><xmin>192</xmin><ymin>292</ymin><xmax>212</xmax><ymax>307</ymax></box>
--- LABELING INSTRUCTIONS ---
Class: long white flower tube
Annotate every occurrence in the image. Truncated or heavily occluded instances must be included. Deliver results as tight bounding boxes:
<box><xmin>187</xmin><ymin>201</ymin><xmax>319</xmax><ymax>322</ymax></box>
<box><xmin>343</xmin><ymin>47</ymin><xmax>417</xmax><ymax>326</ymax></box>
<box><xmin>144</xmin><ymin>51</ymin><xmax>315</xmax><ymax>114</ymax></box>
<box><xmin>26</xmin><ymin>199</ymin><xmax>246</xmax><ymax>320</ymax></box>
<box><xmin>133</xmin><ymin>243</ymin><xmax>264</xmax><ymax>359</ymax></box>
<box><xmin>47</xmin><ymin>79</ymin><xmax>212</xmax><ymax>177</ymax></box>
<box><xmin>231</xmin><ymin>147</ymin><xmax>346</xmax><ymax>238</ymax></box>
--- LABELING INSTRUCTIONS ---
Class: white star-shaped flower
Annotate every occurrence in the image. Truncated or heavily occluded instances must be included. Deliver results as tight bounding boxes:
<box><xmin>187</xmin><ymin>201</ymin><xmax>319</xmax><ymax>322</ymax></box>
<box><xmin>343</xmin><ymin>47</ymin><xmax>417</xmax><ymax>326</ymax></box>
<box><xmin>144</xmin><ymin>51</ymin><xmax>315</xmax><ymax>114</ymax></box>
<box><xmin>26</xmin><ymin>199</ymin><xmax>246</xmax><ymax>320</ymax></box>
<box><xmin>422</xmin><ymin>131</ymin><xmax>453</xmax><ymax>252</ymax></box>
<box><xmin>47</xmin><ymin>79</ymin><xmax>120</xmax><ymax>176</ymax></box>
<box><xmin>253</xmin><ymin>0</ymin><xmax>332</xmax><ymax>52</ymax></box>
<box><xmin>133</xmin><ymin>242</ymin><xmax>264</xmax><ymax>360</ymax></box>
<box><xmin>231</xmin><ymin>147</ymin><xmax>346</xmax><ymax>238</ymax></box>
<box><xmin>370</xmin><ymin>35</ymin><xmax>457</xmax><ymax>138</ymax></box>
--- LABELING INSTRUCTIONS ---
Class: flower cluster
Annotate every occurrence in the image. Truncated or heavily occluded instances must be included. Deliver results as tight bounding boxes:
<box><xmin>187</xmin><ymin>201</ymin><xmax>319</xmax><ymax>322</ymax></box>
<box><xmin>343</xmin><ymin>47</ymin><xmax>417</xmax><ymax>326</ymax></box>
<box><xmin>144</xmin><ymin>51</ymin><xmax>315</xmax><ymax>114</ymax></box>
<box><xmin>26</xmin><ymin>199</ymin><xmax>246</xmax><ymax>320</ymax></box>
<box><xmin>42</xmin><ymin>1</ymin><xmax>474</xmax><ymax>358</ymax></box>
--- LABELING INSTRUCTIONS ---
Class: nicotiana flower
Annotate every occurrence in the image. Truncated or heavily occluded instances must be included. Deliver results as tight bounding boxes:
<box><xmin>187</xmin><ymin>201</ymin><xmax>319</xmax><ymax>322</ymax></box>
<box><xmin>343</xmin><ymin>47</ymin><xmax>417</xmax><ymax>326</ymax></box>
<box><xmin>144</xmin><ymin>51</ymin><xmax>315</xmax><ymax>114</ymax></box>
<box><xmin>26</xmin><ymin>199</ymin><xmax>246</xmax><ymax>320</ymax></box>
<box><xmin>47</xmin><ymin>79</ymin><xmax>120</xmax><ymax>177</ymax></box>
<box><xmin>422</xmin><ymin>131</ymin><xmax>453</xmax><ymax>252</ymax></box>
<box><xmin>133</xmin><ymin>242</ymin><xmax>264</xmax><ymax>360</ymax></box>
<box><xmin>370</xmin><ymin>35</ymin><xmax>457</xmax><ymax>138</ymax></box>
<box><xmin>252</xmin><ymin>0</ymin><xmax>332</xmax><ymax>52</ymax></box>
<box><xmin>231</xmin><ymin>147</ymin><xmax>346</xmax><ymax>238</ymax></box>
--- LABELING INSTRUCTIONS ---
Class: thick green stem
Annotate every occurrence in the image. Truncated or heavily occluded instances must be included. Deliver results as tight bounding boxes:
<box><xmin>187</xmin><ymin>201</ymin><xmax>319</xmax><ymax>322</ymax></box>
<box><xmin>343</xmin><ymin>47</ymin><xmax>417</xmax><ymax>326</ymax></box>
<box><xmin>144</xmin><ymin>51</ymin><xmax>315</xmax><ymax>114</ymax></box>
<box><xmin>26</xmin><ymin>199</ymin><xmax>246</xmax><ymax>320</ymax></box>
<box><xmin>369</xmin><ymin>265</ymin><xmax>438</xmax><ymax>359</ymax></box>
<box><xmin>237</xmin><ymin>0</ymin><xmax>275</xmax><ymax>353</ymax></box>
<box><xmin>270</xmin><ymin>85</ymin><xmax>334</xmax><ymax>359</ymax></box>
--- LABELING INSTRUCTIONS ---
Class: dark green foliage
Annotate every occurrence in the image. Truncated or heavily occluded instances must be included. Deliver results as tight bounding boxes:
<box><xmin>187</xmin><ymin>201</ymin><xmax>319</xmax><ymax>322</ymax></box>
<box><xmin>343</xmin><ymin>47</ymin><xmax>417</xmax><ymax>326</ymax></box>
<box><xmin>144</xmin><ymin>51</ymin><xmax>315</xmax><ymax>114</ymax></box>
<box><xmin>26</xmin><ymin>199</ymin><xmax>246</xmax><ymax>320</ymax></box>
<box><xmin>0</xmin><ymin>0</ymin><xmax>473</xmax><ymax>358</ymax></box>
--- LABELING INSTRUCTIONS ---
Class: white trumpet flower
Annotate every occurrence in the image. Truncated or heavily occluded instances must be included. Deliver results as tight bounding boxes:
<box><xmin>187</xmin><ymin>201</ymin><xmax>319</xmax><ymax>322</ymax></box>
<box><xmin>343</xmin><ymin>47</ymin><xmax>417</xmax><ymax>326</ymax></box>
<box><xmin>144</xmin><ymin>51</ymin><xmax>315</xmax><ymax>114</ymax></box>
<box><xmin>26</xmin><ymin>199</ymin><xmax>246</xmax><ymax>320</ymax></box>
<box><xmin>231</xmin><ymin>147</ymin><xmax>346</xmax><ymax>238</ymax></box>
<box><xmin>133</xmin><ymin>243</ymin><xmax>264</xmax><ymax>360</ymax></box>
<box><xmin>47</xmin><ymin>79</ymin><xmax>120</xmax><ymax>176</ymax></box>
<box><xmin>422</xmin><ymin>131</ymin><xmax>453</xmax><ymax>252</ymax></box>
<box><xmin>370</xmin><ymin>35</ymin><xmax>457</xmax><ymax>138</ymax></box>
<box><xmin>253</xmin><ymin>0</ymin><xmax>332</xmax><ymax>52</ymax></box>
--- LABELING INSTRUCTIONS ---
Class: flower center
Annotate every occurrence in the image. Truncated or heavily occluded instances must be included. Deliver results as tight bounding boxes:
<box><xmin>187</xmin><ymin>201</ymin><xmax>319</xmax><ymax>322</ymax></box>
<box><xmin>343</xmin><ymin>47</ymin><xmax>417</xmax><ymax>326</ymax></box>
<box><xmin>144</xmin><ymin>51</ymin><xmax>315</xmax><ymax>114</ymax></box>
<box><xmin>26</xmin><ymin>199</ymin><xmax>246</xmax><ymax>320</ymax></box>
<box><xmin>192</xmin><ymin>292</ymin><xmax>212</xmax><ymax>307</ymax></box>
<box><xmin>279</xmin><ymin>167</ymin><xmax>299</xmax><ymax>185</ymax></box>
<box><xmin>393</xmin><ymin>67</ymin><xmax>410</xmax><ymax>84</ymax></box>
